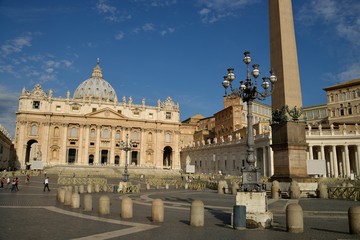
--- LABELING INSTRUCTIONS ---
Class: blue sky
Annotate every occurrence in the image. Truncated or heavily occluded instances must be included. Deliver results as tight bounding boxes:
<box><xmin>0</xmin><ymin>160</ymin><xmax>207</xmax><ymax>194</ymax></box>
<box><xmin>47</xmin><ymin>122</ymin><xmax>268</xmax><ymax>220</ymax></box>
<box><xmin>1</xmin><ymin>0</ymin><xmax>360</xmax><ymax>139</ymax></box>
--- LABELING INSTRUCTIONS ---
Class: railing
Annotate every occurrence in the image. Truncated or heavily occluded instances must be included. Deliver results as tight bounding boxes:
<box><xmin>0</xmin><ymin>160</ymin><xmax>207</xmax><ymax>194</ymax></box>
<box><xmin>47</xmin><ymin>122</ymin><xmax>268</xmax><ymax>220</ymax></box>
<box><xmin>328</xmin><ymin>187</ymin><xmax>360</xmax><ymax>200</ymax></box>
<box><xmin>57</xmin><ymin>177</ymin><xmax>107</xmax><ymax>186</ymax></box>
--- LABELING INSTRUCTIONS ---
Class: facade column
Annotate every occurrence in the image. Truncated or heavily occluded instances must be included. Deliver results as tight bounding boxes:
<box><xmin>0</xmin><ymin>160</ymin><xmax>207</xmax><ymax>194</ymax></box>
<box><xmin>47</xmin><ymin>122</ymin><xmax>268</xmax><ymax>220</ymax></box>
<box><xmin>17</xmin><ymin>121</ymin><xmax>27</xmax><ymax>168</ymax></box>
<box><xmin>344</xmin><ymin>145</ymin><xmax>351</xmax><ymax>177</ymax></box>
<box><xmin>110</xmin><ymin>126</ymin><xmax>116</xmax><ymax>165</ymax></box>
<box><xmin>41</xmin><ymin>122</ymin><xmax>50</xmax><ymax>166</ymax></box>
<box><xmin>61</xmin><ymin>124</ymin><xmax>68</xmax><ymax>164</ymax></box>
<box><xmin>78</xmin><ymin>125</ymin><xmax>84</xmax><ymax>164</ymax></box>
<box><xmin>95</xmin><ymin>125</ymin><xmax>100</xmax><ymax>164</ymax></box>
<box><xmin>332</xmin><ymin>145</ymin><xmax>339</xmax><ymax>177</ymax></box>
<box><xmin>84</xmin><ymin>125</ymin><xmax>89</xmax><ymax>165</ymax></box>
<box><xmin>140</xmin><ymin>128</ymin><xmax>147</xmax><ymax>167</ymax></box>
<box><xmin>329</xmin><ymin>148</ymin><xmax>335</xmax><ymax>177</ymax></box>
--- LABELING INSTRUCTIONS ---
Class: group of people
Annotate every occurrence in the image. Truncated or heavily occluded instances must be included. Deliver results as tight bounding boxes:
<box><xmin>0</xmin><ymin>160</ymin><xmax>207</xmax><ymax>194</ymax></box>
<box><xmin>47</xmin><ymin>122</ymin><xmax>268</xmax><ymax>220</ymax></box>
<box><xmin>0</xmin><ymin>174</ymin><xmax>50</xmax><ymax>192</ymax></box>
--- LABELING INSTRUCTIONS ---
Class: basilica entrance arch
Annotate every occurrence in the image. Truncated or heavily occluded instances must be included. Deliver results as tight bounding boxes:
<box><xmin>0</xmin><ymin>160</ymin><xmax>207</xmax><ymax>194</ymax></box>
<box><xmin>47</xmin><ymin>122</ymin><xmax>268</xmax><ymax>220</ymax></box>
<box><xmin>101</xmin><ymin>150</ymin><xmax>108</xmax><ymax>165</ymax></box>
<box><xmin>25</xmin><ymin>139</ymin><xmax>39</xmax><ymax>170</ymax></box>
<box><xmin>163</xmin><ymin>146</ymin><xmax>172</xmax><ymax>169</ymax></box>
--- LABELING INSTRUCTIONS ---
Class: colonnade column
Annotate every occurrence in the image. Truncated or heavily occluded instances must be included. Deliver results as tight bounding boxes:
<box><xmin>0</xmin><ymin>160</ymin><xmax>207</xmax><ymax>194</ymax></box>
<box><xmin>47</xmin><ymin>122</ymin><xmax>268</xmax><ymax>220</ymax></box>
<box><xmin>356</xmin><ymin>145</ymin><xmax>360</xmax><ymax>176</ymax></box>
<box><xmin>269</xmin><ymin>146</ymin><xmax>274</xmax><ymax>176</ymax></box>
<box><xmin>332</xmin><ymin>145</ymin><xmax>339</xmax><ymax>177</ymax></box>
<box><xmin>320</xmin><ymin>145</ymin><xmax>325</xmax><ymax>160</ymax></box>
<box><xmin>344</xmin><ymin>145</ymin><xmax>351</xmax><ymax>177</ymax></box>
<box><xmin>262</xmin><ymin>146</ymin><xmax>267</xmax><ymax>177</ymax></box>
<box><xmin>309</xmin><ymin>145</ymin><xmax>314</xmax><ymax>159</ymax></box>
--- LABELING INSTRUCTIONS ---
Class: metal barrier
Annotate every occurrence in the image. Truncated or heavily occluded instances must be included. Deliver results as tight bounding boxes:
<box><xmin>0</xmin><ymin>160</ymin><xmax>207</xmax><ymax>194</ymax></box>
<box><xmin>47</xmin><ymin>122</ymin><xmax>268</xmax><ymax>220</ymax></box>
<box><xmin>328</xmin><ymin>187</ymin><xmax>360</xmax><ymax>200</ymax></box>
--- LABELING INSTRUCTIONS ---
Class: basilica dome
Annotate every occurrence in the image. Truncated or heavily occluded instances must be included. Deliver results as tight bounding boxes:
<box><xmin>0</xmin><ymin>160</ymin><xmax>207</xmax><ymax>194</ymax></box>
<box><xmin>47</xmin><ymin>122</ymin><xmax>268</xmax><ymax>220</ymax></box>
<box><xmin>73</xmin><ymin>60</ymin><xmax>117</xmax><ymax>102</ymax></box>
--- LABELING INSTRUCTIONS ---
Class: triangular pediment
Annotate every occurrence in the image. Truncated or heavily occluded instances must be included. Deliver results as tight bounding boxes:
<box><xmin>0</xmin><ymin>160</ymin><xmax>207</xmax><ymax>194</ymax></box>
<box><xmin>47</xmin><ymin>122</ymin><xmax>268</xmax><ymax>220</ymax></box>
<box><xmin>85</xmin><ymin>107</ymin><xmax>128</xmax><ymax>120</ymax></box>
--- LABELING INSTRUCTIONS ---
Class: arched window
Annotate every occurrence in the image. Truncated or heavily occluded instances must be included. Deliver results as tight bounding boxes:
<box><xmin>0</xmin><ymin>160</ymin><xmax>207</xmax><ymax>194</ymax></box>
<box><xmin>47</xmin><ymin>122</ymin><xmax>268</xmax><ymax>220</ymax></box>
<box><xmin>102</xmin><ymin>128</ymin><xmax>109</xmax><ymax>139</ymax></box>
<box><xmin>31</xmin><ymin>124</ymin><xmax>38</xmax><ymax>136</ymax></box>
<box><xmin>90</xmin><ymin>129</ymin><xmax>95</xmax><ymax>138</ymax></box>
<box><xmin>115</xmin><ymin>130</ymin><xmax>121</xmax><ymax>140</ymax></box>
<box><xmin>70</xmin><ymin>127</ymin><xmax>77</xmax><ymax>137</ymax></box>
<box><xmin>133</xmin><ymin>131</ymin><xmax>139</xmax><ymax>140</ymax></box>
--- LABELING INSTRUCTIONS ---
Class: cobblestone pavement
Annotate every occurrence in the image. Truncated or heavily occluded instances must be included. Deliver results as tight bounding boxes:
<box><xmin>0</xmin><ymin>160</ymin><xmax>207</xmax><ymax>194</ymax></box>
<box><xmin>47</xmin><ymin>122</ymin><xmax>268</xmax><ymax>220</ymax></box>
<box><xmin>0</xmin><ymin>175</ymin><xmax>359</xmax><ymax>240</ymax></box>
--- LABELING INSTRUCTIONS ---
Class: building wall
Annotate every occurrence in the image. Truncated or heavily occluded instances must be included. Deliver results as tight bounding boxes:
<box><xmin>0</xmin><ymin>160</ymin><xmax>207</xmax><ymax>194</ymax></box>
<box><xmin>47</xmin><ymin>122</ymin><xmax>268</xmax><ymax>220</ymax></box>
<box><xmin>0</xmin><ymin>124</ymin><xmax>13</xmax><ymax>170</ymax></box>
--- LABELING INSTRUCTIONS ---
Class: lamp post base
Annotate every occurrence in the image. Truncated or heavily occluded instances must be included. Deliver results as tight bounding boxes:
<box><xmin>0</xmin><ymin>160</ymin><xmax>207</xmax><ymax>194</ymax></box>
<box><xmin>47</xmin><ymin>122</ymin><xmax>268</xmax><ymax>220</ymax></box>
<box><xmin>241</xmin><ymin>168</ymin><xmax>263</xmax><ymax>192</ymax></box>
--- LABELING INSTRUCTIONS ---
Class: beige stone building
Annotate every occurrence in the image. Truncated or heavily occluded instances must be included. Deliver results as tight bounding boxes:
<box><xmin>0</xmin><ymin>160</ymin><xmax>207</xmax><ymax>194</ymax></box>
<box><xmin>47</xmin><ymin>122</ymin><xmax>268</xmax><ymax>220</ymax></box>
<box><xmin>14</xmin><ymin>61</ymin><xmax>181</xmax><ymax>170</ymax></box>
<box><xmin>0</xmin><ymin>124</ymin><xmax>14</xmax><ymax>170</ymax></box>
<box><xmin>180</xmin><ymin>79</ymin><xmax>360</xmax><ymax>178</ymax></box>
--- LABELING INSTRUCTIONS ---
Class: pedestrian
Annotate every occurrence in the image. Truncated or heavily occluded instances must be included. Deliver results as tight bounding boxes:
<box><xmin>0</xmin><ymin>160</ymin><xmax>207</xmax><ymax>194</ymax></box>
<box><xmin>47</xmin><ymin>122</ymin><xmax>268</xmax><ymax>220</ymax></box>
<box><xmin>11</xmin><ymin>178</ymin><xmax>17</xmax><ymax>192</ymax></box>
<box><xmin>0</xmin><ymin>177</ymin><xmax>5</xmax><ymax>188</ymax></box>
<box><xmin>6</xmin><ymin>177</ymin><xmax>10</xmax><ymax>188</ymax></box>
<box><xmin>25</xmin><ymin>175</ymin><xmax>30</xmax><ymax>184</ymax></box>
<box><xmin>43</xmin><ymin>177</ymin><xmax>50</xmax><ymax>192</ymax></box>
<box><xmin>15</xmin><ymin>177</ymin><xmax>19</xmax><ymax>191</ymax></box>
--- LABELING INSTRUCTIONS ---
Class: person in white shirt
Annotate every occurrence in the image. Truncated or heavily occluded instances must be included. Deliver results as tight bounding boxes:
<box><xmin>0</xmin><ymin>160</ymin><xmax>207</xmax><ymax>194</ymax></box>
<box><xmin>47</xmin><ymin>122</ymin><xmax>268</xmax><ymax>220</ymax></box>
<box><xmin>43</xmin><ymin>177</ymin><xmax>50</xmax><ymax>192</ymax></box>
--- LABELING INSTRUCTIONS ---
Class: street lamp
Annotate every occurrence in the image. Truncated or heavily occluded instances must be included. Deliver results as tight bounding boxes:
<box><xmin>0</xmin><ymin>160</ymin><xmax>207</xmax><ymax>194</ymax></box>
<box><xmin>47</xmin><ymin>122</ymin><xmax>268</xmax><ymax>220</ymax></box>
<box><xmin>221</xmin><ymin>51</ymin><xmax>277</xmax><ymax>192</ymax></box>
<box><xmin>120</xmin><ymin>134</ymin><xmax>133</xmax><ymax>182</ymax></box>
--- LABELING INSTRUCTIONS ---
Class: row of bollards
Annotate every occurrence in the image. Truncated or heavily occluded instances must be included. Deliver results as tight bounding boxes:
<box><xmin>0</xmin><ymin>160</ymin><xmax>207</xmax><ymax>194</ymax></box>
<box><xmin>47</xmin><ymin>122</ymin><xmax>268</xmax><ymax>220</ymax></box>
<box><xmin>286</xmin><ymin>203</ymin><xmax>360</xmax><ymax>235</ymax></box>
<box><xmin>57</xmin><ymin>186</ymin><xmax>206</xmax><ymax>225</ymax></box>
<box><xmin>57</xmin><ymin>186</ymin><xmax>360</xmax><ymax>234</ymax></box>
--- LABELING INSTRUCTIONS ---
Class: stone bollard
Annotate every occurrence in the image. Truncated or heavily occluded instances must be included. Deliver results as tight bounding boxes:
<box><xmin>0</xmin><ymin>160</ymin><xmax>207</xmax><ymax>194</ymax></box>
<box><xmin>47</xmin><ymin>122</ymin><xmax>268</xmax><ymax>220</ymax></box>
<box><xmin>165</xmin><ymin>183</ymin><xmax>169</xmax><ymax>190</ymax></box>
<box><xmin>71</xmin><ymin>192</ymin><xmax>80</xmax><ymax>208</ymax></box>
<box><xmin>64</xmin><ymin>190</ymin><xmax>72</xmax><ymax>206</ymax></box>
<box><xmin>317</xmin><ymin>183</ymin><xmax>328</xmax><ymax>199</ymax></box>
<box><xmin>94</xmin><ymin>184</ymin><xmax>100</xmax><ymax>193</ymax></box>
<box><xmin>190</xmin><ymin>200</ymin><xmax>204</xmax><ymax>227</ymax></box>
<box><xmin>271</xmin><ymin>180</ymin><xmax>280</xmax><ymax>199</ymax></box>
<box><xmin>121</xmin><ymin>197</ymin><xmax>133</xmax><ymax>219</ymax></box>
<box><xmin>348</xmin><ymin>206</ymin><xmax>360</xmax><ymax>234</ymax></box>
<box><xmin>67</xmin><ymin>186</ymin><xmax>73</xmax><ymax>193</ymax></box>
<box><xmin>58</xmin><ymin>188</ymin><xmax>66</xmax><ymax>203</ymax></box>
<box><xmin>232</xmin><ymin>182</ymin><xmax>239</xmax><ymax>195</ymax></box>
<box><xmin>87</xmin><ymin>184</ymin><xmax>92</xmax><ymax>193</ymax></box>
<box><xmin>185</xmin><ymin>183</ymin><xmax>188</xmax><ymax>190</ymax></box>
<box><xmin>151</xmin><ymin>199</ymin><xmax>164</xmax><ymax>223</ymax></box>
<box><xmin>79</xmin><ymin>185</ymin><xmax>85</xmax><ymax>194</ymax></box>
<box><xmin>286</xmin><ymin>203</ymin><xmax>303</xmax><ymax>233</ymax></box>
<box><xmin>289</xmin><ymin>181</ymin><xmax>301</xmax><ymax>199</ymax></box>
<box><xmin>83</xmin><ymin>194</ymin><xmax>93</xmax><ymax>211</ymax></box>
<box><xmin>99</xmin><ymin>195</ymin><xmax>110</xmax><ymax>215</ymax></box>
<box><xmin>146</xmin><ymin>183</ymin><xmax>150</xmax><ymax>190</ymax></box>
<box><xmin>74</xmin><ymin>185</ymin><xmax>79</xmax><ymax>194</ymax></box>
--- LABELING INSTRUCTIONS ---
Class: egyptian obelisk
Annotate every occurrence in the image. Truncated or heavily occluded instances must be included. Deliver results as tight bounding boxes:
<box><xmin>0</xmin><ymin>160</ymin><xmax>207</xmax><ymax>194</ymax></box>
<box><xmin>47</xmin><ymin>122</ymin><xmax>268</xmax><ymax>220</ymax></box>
<box><xmin>269</xmin><ymin>0</ymin><xmax>308</xmax><ymax>180</ymax></box>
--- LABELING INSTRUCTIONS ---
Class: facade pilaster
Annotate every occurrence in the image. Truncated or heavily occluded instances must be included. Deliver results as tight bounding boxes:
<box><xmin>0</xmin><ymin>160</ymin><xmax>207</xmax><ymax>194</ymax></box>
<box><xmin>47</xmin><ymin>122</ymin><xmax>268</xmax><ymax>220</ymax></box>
<box><xmin>110</xmin><ymin>126</ymin><xmax>116</xmax><ymax>165</ymax></box>
<box><xmin>61</xmin><ymin>124</ymin><xmax>68</xmax><ymax>164</ymax></box>
<box><xmin>356</xmin><ymin>145</ymin><xmax>360</xmax><ymax>175</ymax></box>
<box><xmin>332</xmin><ymin>145</ymin><xmax>339</xmax><ymax>177</ymax></box>
<box><xmin>84</xmin><ymin>125</ymin><xmax>89</xmax><ymax>165</ymax></box>
<box><xmin>42</xmin><ymin>122</ymin><xmax>51</xmax><ymax>166</ymax></box>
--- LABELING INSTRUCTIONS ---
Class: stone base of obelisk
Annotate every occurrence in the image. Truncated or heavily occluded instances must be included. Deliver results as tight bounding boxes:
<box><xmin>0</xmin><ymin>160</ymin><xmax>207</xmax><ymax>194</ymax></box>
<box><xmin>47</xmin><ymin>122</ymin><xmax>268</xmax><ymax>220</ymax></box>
<box><xmin>235</xmin><ymin>191</ymin><xmax>272</xmax><ymax>229</ymax></box>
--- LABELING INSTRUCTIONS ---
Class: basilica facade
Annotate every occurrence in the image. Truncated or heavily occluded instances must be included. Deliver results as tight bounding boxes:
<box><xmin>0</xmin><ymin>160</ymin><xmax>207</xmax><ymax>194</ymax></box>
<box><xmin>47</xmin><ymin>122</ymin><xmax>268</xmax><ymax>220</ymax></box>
<box><xmin>14</xmin><ymin>61</ymin><xmax>181</xmax><ymax>170</ymax></box>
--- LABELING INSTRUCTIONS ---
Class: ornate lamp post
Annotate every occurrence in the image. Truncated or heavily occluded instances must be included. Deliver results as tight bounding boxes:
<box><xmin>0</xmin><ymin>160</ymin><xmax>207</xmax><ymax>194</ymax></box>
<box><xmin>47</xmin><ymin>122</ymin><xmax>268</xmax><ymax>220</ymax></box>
<box><xmin>222</xmin><ymin>51</ymin><xmax>277</xmax><ymax>191</ymax></box>
<box><xmin>120</xmin><ymin>134</ymin><xmax>133</xmax><ymax>182</ymax></box>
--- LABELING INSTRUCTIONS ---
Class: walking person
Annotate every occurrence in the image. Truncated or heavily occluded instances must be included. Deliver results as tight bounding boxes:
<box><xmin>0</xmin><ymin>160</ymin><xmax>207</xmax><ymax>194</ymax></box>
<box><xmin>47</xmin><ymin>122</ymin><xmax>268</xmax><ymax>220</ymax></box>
<box><xmin>11</xmin><ymin>178</ymin><xmax>17</xmax><ymax>192</ymax></box>
<box><xmin>43</xmin><ymin>177</ymin><xmax>50</xmax><ymax>192</ymax></box>
<box><xmin>0</xmin><ymin>177</ymin><xmax>5</xmax><ymax>188</ymax></box>
<box><xmin>6</xmin><ymin>177</ymin><xmax>10</xmax><ymax>188</ymax></box>
<box><xmin>15</xmin><ymin>177</ymin><xmax>19</xmax><ymax>191</ymax></box>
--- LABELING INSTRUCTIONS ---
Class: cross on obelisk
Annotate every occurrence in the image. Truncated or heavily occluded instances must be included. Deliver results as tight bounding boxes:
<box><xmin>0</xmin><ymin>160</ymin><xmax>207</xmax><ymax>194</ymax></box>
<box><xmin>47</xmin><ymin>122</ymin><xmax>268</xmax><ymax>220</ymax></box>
<box><xmin>269</xmin><ymin>0</ymin><xmax>308</xmax><ymax>180</ymax></box>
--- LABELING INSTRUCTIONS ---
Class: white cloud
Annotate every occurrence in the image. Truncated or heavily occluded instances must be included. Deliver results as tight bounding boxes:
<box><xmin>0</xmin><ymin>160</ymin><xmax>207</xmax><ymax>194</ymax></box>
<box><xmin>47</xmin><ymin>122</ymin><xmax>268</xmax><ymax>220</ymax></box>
<box><xmin>95</xmin><ymin>0</ymin><xmax>132</xmax><ymax>22</ymax></box>
<box><xmin>115</xmin><ymin>31</ymin><xmax>125</xmax><ymax>40</ymax></box>
<box><xmin>297</xmin><ymin>0</ymin><xmax>360</xmax><ymax>45</ymax></box>
<box><xmin>337</xmin><ymin>62</ymin><xmax>360</xmax><ymax>82</ymax></box>
<box><xmin>142</xmin><ymin>23</ymin><xmax>155</xmax><ymax>31</ymax></box>
<box><xmin>160</xmin><ymin>27</ymin><xmax>175</xmax><ymax>36</ymax></box>
<box><xmin>197</xmin><ymin>0</ymin><xmax>256</xmax><ymax>23</ymax></box>
<box><xmin>1</xmin><ymin>35</ymin><xmax>32</xmax><ymax>56</ymax></box>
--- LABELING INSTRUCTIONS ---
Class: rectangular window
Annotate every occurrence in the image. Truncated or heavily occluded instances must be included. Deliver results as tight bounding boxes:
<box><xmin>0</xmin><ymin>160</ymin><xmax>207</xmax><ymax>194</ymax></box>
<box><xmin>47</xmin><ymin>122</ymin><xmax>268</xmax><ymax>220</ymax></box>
<box><xmin>117</xmin><ymin>110</ymin><xmax>122</xmax><ymax>114</ymax></box>
<box><xmin>133</xmin><ymin>111</ymin><xmax>139</xmax><ymax>116</ymax></box>
<box><xmin>33</xmin><ymin>101</ymin><xmax>40</xmax><ymax>109</ymax></box>
<box><xmin>90</xmin><ymin>142</ymin><xmax>95</xmax><ymax>146</ymax></box>
<box><xmin>56</xmin><ymin>105</ymin><xmax>61</xmax><ymax>111</ymax></box>
<box><xmin>149</xmin><ymin>113</ymin><xmax>153</xmax><ymax>119</ymax></box>
<box><xmin>166</xmin><ymin>112</ymin><xmax>171</xmax><ymax>119</ymax></box>
<box><xmin>72</xmin><ymin>106</ymin><xmax>79</xmax><ymax>112</ymax></box>
<box><xmin>92</xmin><ymin>108</ymin><xmax>97</xmax><ymax>112</ymax></box>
